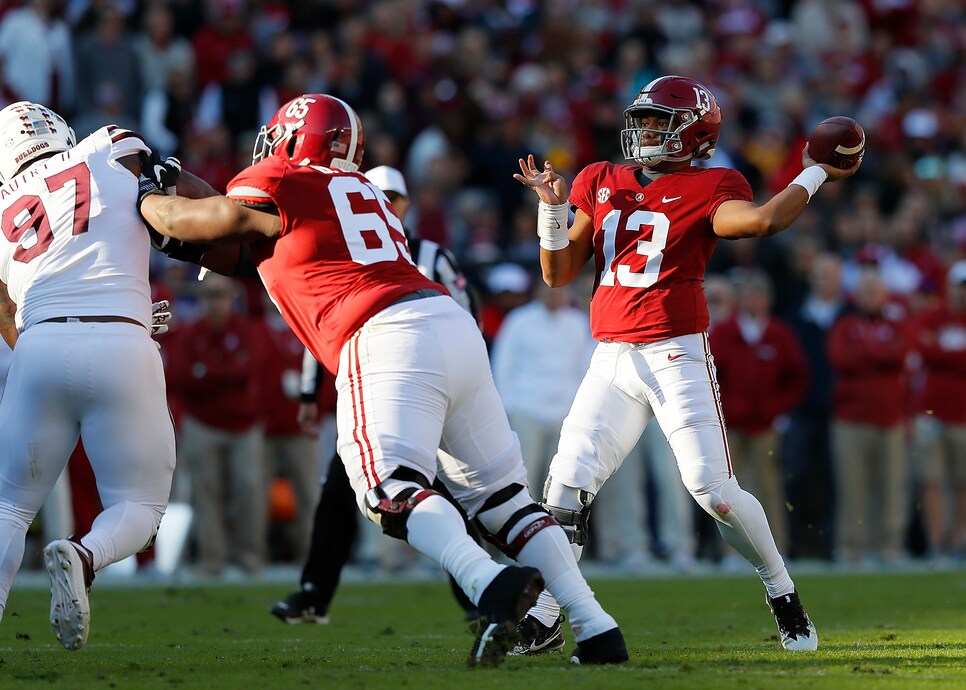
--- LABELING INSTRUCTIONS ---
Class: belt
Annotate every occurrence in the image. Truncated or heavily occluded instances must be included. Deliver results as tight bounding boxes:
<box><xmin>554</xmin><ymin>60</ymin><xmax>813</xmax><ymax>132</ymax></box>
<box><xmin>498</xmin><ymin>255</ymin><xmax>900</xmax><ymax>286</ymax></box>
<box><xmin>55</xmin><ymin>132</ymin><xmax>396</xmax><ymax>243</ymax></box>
<box><xmin>391</xmin><ymin>289</ymin><xmax>445</xmax><ymax>306</ymax></box>
<box><xmin>40</xmin><ymin>315</ymin><xmax>144</xmax><ymax>328</ymax></box>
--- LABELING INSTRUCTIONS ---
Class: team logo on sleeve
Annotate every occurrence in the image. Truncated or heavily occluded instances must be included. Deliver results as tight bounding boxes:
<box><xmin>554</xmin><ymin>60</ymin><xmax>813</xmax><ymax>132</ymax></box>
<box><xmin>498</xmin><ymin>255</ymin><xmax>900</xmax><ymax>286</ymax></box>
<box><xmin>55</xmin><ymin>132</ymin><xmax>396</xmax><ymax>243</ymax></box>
<box><xmin>597</xmin><ymin>187</ymin><xmax>611</xmax><ymax>204</ymax></box>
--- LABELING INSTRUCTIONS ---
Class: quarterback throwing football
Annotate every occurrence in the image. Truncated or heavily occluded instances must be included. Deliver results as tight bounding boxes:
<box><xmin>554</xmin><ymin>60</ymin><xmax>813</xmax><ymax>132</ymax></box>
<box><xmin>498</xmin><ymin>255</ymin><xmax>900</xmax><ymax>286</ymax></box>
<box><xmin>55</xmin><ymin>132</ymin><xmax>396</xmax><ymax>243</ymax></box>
<box><xmin>513</xmin><ymin>75</ymin><xmax>861</xmax><ymax>652</ymax></box>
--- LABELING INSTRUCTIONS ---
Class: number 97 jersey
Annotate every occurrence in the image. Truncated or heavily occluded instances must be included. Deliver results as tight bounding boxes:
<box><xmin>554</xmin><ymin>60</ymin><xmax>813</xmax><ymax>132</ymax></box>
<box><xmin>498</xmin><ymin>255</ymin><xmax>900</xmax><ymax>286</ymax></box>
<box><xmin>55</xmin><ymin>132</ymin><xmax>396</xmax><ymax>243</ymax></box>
<box><xmin>569</xmin><ymin>162</ymin><xmax>752</xmax><ymax>343</ymax></box>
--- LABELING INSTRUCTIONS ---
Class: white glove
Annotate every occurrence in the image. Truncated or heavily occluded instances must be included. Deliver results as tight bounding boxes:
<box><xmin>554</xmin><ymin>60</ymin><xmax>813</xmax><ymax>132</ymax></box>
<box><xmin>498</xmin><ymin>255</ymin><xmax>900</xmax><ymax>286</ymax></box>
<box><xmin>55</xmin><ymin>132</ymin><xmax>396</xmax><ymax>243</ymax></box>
<box><xmin>151</xmin><ymin>300</ymin><xmax>172</xmax><ymax>336</ymax></box>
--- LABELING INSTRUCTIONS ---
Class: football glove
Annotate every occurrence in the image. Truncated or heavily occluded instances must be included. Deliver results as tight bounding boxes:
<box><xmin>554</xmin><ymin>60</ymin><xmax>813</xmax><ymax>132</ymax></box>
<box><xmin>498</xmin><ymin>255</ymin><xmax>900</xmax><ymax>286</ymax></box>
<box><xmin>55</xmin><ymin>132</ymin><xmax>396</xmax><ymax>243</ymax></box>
<box><xmin>150</xmin><ymin>300</ymin><xmax>172</xmax><ymax>336</ymax></box>
<box><xmin>139</xmin><ymin>152</ymin><xmax>181</xmax><ymax>194</ymax></box>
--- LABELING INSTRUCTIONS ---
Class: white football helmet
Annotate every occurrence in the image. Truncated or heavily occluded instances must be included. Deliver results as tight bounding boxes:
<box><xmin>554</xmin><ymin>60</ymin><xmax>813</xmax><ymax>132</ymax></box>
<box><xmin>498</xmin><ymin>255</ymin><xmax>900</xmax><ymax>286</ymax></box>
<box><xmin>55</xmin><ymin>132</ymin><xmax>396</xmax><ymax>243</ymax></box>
<box><xmin>0</xmin><ymin>101</ymin><xmax>76</xmax><ymax>184</ymax></box>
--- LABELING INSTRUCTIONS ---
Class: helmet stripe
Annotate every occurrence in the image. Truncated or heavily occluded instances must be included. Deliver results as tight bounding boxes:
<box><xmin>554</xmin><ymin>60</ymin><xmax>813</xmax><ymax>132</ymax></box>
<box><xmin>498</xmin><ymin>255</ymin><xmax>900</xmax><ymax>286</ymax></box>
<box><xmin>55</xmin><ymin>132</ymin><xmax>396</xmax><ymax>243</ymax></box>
<box><xmin>331</xmin><ymin>96</ymin><xmax>360</xmax><ymax>167</ymax></box>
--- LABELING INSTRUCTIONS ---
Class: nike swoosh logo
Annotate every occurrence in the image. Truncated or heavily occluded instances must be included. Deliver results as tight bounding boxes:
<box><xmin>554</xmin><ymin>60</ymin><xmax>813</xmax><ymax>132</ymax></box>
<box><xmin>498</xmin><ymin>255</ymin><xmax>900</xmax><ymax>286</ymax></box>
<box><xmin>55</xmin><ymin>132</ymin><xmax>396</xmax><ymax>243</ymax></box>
<box><xmin>668</xmin><ymin>353</ymin><xmax>685</xmax><ymax>361</ymax></box>
<box><xmin>662</xmin><ymin>195</ymin><xmax>682</xmax><ymax>203</ymax></box>
<box><xmin>154</xmin><ymin>165</ymin><xmax>167</xmax><ymax>182</ymax></box>
<box><xmin>553</xmin><ymin>218</ymin><xmax>561</xmax><ymax>229</ymax></box>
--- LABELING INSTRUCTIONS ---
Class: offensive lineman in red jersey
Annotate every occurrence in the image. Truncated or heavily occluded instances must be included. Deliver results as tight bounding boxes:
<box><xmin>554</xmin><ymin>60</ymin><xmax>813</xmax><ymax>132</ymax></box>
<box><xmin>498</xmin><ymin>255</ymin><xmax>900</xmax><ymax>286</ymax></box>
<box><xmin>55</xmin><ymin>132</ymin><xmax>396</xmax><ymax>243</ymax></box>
<box><xmin>137</xmin><ymin>94</ymin><xmax>627</xmax><ymax>667</ymax></box>
<box><xmin>513</xmin><ymin>75</ymin><xmax>861</xmax><ymax>652</ymax></box>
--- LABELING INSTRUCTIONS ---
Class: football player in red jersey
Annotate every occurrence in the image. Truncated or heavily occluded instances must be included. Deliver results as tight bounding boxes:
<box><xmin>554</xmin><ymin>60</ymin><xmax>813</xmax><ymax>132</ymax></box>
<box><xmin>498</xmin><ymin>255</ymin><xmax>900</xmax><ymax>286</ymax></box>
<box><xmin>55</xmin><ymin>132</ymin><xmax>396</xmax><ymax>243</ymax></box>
<box><xmin>513</xmin><ymin>75</ymin><xmax>862</xmax><ymax>653</ymax></box>
<box><xmin>138</xmin><ymin>94</ymin><xmax>627</xmax><ymax>667</ymax></box>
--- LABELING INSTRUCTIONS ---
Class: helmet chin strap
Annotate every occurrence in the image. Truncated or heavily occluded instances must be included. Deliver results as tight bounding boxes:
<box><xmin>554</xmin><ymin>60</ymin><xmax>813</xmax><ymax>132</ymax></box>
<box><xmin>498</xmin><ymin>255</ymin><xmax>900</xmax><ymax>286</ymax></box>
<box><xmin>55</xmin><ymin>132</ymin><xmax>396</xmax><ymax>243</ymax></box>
<box><xmin>329</xmin><ymin>157</ymin><xmax>359</xmax><ymax>172</ymax></box>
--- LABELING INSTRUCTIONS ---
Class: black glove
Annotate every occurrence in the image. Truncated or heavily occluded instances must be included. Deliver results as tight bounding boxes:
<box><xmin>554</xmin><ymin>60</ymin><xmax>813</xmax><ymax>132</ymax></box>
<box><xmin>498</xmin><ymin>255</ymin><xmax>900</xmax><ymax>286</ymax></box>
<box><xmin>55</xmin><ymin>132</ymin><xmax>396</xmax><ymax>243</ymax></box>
<box><xmin>139</xmin><ymin>152</ymin><xmax>181</xmax><ymax>194</ymax></box>
<box><xmin>137</xmin><ymin>174</ymin><xmax>164</xmax><ymax>215</ymax></box>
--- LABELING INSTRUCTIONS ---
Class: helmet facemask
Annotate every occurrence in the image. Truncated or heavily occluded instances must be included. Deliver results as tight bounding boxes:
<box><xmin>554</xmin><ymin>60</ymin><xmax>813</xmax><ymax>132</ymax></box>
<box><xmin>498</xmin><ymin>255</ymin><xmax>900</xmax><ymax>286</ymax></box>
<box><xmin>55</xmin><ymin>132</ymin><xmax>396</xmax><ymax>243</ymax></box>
<box><xmin>251</xmin><ymin>121</ymin><xmax>290</xmax><ymax>165</ymax></box>
<box><xmin>621</xmin><ymin>105</ymin><xmax>697</xmax><ymax>168</ymax></box>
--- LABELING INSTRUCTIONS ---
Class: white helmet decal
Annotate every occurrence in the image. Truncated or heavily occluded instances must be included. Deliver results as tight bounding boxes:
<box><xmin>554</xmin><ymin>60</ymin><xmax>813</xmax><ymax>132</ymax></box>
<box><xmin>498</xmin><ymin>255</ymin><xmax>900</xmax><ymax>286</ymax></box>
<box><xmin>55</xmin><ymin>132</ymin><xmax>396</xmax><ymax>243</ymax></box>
<box><xmin>0</xmin><ymin>101</ymin><xmax>76</xmax><ymax>184</ymax></box>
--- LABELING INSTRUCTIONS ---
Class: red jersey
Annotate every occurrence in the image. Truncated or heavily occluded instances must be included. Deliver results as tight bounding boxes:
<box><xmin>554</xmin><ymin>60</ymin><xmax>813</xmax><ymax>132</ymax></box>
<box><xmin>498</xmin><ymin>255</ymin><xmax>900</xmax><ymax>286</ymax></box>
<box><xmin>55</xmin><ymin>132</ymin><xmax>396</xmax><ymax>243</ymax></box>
<box><xmin>915</xmin><ymin>305</ymin><xmax>966</xmax><ymax>424</ymax></box>
<box><xmin>569</xmin><ymin>163</ymin><xmax>752</xmax><ymax>342</ymax></box>
<box><xmin>708</xmin><ymin>316</ymin><xmax>810</xmax><ymax>434</ymax></box>
<box><xmin>164</xmin><ymin>314</ymin><xmax>268</xmax><ymax>433</ymax></box>
<box><xmin>827</xmin><ymin>311</ymin><xmax>912</xmax><ymax>427</ymax></box>
<box><xmin>259</xmin><ymin>315</ymin><xmax>308</xmax><ymax>437</ymax></box>
<box><xmin>227</xmin><ymin>158</ymin><xmax>440</xmax><ymax>373</ymax></box>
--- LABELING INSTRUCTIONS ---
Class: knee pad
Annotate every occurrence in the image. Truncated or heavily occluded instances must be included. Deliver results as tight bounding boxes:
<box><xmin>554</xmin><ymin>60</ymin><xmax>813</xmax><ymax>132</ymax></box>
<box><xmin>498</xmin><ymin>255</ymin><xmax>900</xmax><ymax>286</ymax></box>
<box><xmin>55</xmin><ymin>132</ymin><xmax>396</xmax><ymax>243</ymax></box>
<box><xmin>541</xmin><ymin>475</ymin><xmax>595</xmax><ymax>546</ymax></box>
<box><xmin>474</xmin><ymin>484</ymin><xmax>559</xmax><ymax>558</ymax></box>
<box><xmin>364</xmin><ymin>480</ymin><xmax>439</xmax><ymax>541</ymax></box>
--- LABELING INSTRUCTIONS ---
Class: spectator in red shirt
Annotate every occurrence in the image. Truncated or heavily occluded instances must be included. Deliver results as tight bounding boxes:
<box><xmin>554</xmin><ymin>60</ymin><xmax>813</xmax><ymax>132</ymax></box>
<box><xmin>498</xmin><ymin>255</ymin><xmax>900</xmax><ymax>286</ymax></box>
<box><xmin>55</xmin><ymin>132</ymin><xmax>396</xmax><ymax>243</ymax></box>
<box><xmin>259</xmin><ymin>300</ymin><xmax>319</xmax><ymax>563</ymax></box>
<box><xmin>191</xmin><ymin>0</ymin><xmax>253</xmax><ymax>89</ymax></box>
<box><xmin>827</xmin><ymin>268</ymin><xmax>913</xmax><ymax>565</ymax></box>
<box><xmin>710</xmin><ymin>270</ymin><xmax>809</xmax><ymax>554</ymax></box>
<box><xmin>165</xmin><ymin>273</ymin><xmax>269</xmax><ymax>577</ymax></box>
<box><xmin>913</xmin><ymin>261</ymin><xmax>966</xmax><ymax>561</ymax></box>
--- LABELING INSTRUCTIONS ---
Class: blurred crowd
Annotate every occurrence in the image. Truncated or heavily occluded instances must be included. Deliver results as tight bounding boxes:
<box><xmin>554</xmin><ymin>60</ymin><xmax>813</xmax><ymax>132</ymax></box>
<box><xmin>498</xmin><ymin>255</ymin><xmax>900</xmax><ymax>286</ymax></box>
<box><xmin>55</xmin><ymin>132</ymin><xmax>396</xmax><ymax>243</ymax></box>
<box><xmin>1</xmin><ymin>0</ymin><xmax>965</xmax><ymax>576</ymax></box>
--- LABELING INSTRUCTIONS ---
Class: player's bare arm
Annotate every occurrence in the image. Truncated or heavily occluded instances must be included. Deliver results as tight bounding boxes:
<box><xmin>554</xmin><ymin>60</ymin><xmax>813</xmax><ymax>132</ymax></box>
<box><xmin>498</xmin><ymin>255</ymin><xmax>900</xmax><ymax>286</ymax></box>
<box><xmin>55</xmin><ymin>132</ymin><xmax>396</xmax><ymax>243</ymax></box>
<box><xmin>176</xmin><ymin>169</ymin><xmax>221</xmax><ymax>200</ymax></box>
<box><xmin>140</xmin><ymin>193</ymin><xmax>281</xmax><ymax>244</ymax></box>
<box><xmin>514</xmin><ymin>154</ymin><xmax>594</xmax><ymax>287</ymax></box>
<box><xmin>0</xmin><ymin>279</ymin><xmax>17</xmax><ymax>350</ymax></box>
<box><xmin>713</xmin><ymin>146</ymin><xmax>862</xmax><ymax>240</ymax></box>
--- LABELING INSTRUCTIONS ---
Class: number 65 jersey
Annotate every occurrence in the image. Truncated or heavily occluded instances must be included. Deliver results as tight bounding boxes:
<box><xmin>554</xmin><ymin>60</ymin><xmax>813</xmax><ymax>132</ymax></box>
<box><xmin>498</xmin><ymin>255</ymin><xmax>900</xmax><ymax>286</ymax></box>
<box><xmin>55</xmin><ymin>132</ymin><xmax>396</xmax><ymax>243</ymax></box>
<box><xmin>0</xmin><ymin>126</ymin><xmax>153</xmax><ymax>331</ymax></box>
<box><xmin>229</xmin><ymin>157</ymin><xmax>442</xmax><ymax>374</ymax></box>
<box><xmin>569</xmin><ymin>162</ymin><xmax>752</xmax><ymax>343</ymax></box>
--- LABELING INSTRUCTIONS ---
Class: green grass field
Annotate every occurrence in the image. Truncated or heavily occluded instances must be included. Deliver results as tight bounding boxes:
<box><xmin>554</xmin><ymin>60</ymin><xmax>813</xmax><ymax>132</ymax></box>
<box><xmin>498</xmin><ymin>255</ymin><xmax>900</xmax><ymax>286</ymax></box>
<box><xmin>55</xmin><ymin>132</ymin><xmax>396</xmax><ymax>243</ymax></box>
<box><xmin>0</xmin><ymin>570</ymin><xmax>964</xmax><ymax>689</ymax></box>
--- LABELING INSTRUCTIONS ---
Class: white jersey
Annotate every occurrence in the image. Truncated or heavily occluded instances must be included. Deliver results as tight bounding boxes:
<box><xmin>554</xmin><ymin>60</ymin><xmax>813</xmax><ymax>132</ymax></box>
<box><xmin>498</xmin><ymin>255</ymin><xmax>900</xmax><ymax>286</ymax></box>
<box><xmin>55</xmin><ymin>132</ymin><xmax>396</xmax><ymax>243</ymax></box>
<box><xmin>0</xmin><ymin>126</ymin><xmax>152</xmax><ymax>331</ymax></box>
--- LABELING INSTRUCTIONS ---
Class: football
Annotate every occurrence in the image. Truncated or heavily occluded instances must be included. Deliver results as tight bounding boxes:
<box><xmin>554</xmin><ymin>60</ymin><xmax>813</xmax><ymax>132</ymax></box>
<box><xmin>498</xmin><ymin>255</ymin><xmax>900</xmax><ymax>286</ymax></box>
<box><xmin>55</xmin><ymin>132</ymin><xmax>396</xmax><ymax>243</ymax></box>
<box><xmin>807</xmin><ymin>116</ymin><xmax>865</xmax><ymax>169</ymax></box>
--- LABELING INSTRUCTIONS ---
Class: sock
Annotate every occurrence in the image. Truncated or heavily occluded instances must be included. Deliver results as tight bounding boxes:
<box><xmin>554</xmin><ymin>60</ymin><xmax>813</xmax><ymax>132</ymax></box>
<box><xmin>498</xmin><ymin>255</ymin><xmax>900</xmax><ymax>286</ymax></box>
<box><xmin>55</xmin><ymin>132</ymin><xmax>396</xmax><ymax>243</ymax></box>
<box><xmin>405</xmin><ymin>495</ymin><xmax>503</xmax><ymax>606</ymax></box>
<box><xmin>500</xmin><ymin>510</ymin><xmax>617</xmax><ymax>641</ymax></box>
<box><xmin>0</xmin><ymin>502</ymin><xmax>33</xmax><ymax>619</ymax></box>
<box><xmin>81</xmin><ymin>501</ymin><xmax>163</xmax><ymax>572</ymax></box>
<box><xmin>711</xmin><ymin>477</ymin><xmax>795</xmax><ymax>598</ymax></box>
<box><xmin>528</xmin><ymin>590</ymin><xmax>562</xmax><ymax>627</ymax></box>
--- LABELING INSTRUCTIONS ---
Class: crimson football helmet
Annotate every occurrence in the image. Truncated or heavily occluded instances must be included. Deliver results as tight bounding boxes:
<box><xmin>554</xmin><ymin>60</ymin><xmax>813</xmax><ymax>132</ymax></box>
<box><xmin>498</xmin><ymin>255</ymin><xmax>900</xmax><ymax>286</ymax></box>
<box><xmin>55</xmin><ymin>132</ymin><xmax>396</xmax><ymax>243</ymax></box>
<box><xmin>0</xmin><ymin>101</ymin><xmax>76</xmax><ymax>184</ymax></box>
<box><xmin>621</xmin><ymin>75</ymin><xmax>721</xmax><ymax>168</ymax></box>
<box><xmin>251</xmin><ymin>94</ymin><xmax>365</xmax><ymax>171</ymax></box>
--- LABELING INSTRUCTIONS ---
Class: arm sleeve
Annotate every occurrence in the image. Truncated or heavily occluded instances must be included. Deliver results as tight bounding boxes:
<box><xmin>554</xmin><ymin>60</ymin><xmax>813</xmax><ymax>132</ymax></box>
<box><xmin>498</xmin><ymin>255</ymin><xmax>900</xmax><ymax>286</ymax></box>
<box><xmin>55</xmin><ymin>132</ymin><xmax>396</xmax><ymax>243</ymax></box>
<box><xmin>299</xmin><ymin>347</ymin><xmax>322</xmax><ymax>403</ymax></box>
<box><xmin>707</xmin><ymin>168</ymin><xmax>754</xmax><ymax>221</ymax></box>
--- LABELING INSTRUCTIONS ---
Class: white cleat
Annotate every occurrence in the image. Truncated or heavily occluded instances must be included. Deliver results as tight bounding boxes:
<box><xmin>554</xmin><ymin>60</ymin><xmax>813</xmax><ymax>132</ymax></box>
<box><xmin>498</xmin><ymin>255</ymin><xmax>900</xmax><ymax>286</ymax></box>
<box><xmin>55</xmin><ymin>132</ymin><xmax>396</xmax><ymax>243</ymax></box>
<box><xmin>767</xmin><ymin>590</ymin><xmax>818</xmax><ymax>651</ymax></box>
<box><xmin>43</xmin><ymin>539</ymin><xmax>92</xmax><ymax>651</ymax></box>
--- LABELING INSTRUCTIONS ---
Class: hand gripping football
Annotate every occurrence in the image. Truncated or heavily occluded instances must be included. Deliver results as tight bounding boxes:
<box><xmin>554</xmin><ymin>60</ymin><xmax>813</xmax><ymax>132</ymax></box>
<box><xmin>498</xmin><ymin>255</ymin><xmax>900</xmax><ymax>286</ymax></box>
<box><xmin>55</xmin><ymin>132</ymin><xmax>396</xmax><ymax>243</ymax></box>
<box><xmin>808</xmin><ymin>116</ymin><xmax>865</xmax><ymax>170</ymax></box>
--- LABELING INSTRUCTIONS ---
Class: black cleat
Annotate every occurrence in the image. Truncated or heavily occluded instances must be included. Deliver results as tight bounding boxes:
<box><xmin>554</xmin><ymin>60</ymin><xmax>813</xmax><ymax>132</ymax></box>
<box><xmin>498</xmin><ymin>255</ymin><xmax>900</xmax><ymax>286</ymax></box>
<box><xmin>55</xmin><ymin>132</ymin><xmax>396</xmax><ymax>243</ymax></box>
<box><xmin>569</xmin><ymin>627</ymin><xmax>629</xmax><ymax>665</ymax></box>
<box><xmin>468</xmin><ymin>566</ymin><xmax>544</xmax><ymax>668</ymax></box>
<box><xmin>507</xmin><ymin>614</ymin><xmax>565</xmax><ymax>656</ymax></box>
<box><xmin>767</xmin><ymin>590</ymin><xmax>818</xmax><ymax>651</ymax></box>
<box><xmin>270</xmin><ymin>584</ymin><xmax>330</xmax><ymax>624</ymax></box>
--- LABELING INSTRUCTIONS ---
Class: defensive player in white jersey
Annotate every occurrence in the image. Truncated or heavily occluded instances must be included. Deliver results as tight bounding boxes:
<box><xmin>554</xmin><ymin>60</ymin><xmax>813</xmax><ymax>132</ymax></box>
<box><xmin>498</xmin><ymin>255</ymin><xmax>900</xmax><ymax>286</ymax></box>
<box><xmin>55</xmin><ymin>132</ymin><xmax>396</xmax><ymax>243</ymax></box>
<box><xmin>513</xmin><ymin>75</ymin><xmax>861</xmax><ymax>653</ymax></box>
<box><xmin>138</xmin><ymin>93</ymin><xmax>627</xmax><ymax>667</ymax></box>
<box><xmin>0</xmin><ymin>101</ymin><xmax>177</xmax><ymax>651</ymax></box>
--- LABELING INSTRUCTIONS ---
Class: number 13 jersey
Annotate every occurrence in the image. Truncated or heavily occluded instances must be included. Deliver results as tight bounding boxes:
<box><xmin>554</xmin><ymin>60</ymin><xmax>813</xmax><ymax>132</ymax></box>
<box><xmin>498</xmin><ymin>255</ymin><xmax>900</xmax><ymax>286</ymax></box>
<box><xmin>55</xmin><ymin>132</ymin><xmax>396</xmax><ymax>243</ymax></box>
<box><xmin>569</xmin><ymin>162</ymin><xmax>752</xmax><ymax>343</ymax></box>
<box><xmin>228</xmin><ymin>158</ymin><xmax>442</xmax><ymax>374</ymax></box>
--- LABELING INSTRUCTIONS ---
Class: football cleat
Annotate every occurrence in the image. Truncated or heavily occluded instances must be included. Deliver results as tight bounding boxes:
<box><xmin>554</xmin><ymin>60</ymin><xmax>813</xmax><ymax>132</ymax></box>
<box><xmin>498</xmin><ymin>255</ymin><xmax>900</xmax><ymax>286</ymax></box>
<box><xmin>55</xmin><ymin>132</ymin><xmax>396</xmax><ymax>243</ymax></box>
<box><xmin>270</xmin><ymin>584</ymin><xmax>330</xmax><ymax>624</ymax></box>
<box><xmin>468</xmin><ymin>566</ymin><xmax>544</xmax><ymax>668</ymax></box>
<box><xmin>507</xmin><ymin>614</ymin><xmax>565</xmax><ymax>656</ymax></box>
<box><xmin>43</xmin><ymin>538</ymin><xmax>94</xmax><ymax>651</ymax></box>
<box><xmin>569</xmin><ymin>627</ymin><xmax>629</xmax><ymax>665</ymax></box>
<box><xmin>767</xmin><ymin>590</ymin><xmax>818</xmax><ymax>651</ymax></box>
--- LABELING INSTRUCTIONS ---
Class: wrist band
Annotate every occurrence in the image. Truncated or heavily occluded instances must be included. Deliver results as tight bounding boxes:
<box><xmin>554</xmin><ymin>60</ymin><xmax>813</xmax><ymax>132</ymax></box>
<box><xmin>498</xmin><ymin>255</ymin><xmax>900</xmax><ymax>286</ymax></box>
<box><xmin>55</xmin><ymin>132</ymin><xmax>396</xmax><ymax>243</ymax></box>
<box><xmin>537</xmin><ymin>200</ymin><xmax>570</xmax><ymax>251</ymax></box>
<box><xmin>789</xmin><ymin>166</ymin><xmax>828</xmax><ymax>202</ymax></box>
